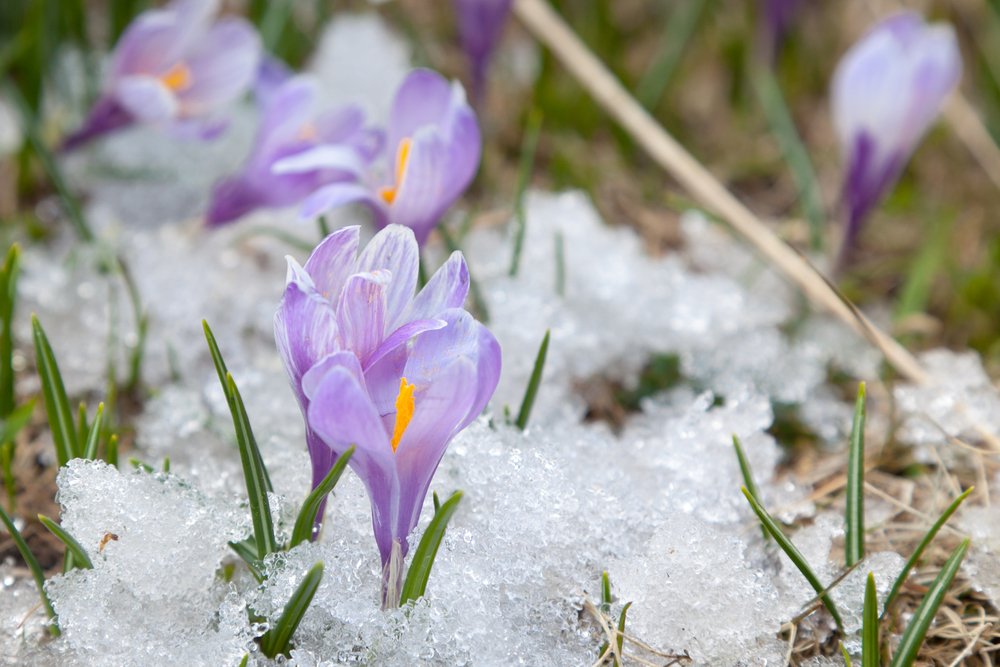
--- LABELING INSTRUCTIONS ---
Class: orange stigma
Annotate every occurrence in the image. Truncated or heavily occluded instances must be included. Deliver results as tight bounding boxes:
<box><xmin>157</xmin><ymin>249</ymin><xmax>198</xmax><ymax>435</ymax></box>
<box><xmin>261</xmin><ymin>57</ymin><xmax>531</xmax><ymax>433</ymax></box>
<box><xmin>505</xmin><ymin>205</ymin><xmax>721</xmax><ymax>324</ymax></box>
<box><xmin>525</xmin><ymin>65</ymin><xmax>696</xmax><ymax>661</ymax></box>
<box><xmin>378</xmin><ymin>138</ymin><xmax>412</xmax><ymax>205</ymax></box>
<box><xmin>390</xmin><ymin>377</ymin><xmax>415</xmax><ymax>453</ymax></box>
<box><xmin>159</xmin><ymin>62</ymin><xmax>192</xmax><ymax>92</ymax></box>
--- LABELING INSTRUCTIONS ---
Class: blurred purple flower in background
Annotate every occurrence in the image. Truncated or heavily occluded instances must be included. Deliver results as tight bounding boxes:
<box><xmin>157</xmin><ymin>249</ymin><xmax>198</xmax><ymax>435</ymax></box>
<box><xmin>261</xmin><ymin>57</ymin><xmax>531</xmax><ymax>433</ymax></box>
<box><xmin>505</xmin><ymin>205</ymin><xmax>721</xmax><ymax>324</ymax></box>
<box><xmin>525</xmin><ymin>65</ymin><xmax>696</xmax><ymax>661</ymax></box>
<box><xmin>831</xmin><ymin>12</ymin><xmax>961</xmax><ymax>260</ymax></box>
<box><xmin>62</xmin><ymin>0</ymin><xmax>261</xmax><ymax>151</ymax></box>
<box><xmin>206</xmin><ymin>76</ymin><xmax>381</xmax><ymax>226</ymax></box>
<box><xmin>286</xmin><ymin>69</ymin><xmax>481</xmax><ymax>247</ymax></box>
<box><xmin>454</xmin><ymin>0</ymin><xmax>512</xmax><ymax>100</ymax></box>
<box><xmin>274</xmin><ymin>225</ymin><xmax>500</xmax><ymax>604</ymax></box>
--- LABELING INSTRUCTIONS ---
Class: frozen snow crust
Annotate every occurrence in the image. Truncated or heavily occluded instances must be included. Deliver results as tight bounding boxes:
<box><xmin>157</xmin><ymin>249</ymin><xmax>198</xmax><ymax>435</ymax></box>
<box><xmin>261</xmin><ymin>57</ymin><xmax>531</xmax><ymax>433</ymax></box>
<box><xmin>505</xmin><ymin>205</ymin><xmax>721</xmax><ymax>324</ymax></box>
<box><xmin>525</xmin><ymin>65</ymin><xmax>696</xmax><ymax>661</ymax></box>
<box><xmin>3</xmin><ymin>11</ymin><xmax>998</xmax><ymax>667</ymax></box>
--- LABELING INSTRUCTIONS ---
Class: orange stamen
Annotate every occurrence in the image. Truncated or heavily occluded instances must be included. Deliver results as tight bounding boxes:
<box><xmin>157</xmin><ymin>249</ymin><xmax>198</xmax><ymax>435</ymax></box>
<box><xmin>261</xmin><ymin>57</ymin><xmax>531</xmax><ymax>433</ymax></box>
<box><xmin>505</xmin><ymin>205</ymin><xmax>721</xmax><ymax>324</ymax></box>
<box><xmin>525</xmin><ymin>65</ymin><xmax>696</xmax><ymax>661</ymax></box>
<box><xmin>159</xmin><ymin>62</ymin><xmax>192</xmax><ymax>92</ymax></box>
<box><xmin>390</xmin><ymin>377</ymin><xmax>415</xmax><ymax>453</ymax></box>
<box><xmin>378</xmin><ymin>138</ymin><xmax>412</xmax><ymax>205</ymax></box>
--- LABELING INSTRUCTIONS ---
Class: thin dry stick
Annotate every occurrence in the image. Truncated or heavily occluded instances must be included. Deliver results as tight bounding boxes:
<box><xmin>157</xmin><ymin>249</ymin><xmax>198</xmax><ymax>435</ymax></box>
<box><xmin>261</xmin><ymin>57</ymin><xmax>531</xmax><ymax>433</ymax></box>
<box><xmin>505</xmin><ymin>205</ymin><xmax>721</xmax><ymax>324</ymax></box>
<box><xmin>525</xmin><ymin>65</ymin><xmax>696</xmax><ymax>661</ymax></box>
<box><xmin>512</xmin><ymin>0</ymin><xmax>929</xmax><ymax>385</ymax></box>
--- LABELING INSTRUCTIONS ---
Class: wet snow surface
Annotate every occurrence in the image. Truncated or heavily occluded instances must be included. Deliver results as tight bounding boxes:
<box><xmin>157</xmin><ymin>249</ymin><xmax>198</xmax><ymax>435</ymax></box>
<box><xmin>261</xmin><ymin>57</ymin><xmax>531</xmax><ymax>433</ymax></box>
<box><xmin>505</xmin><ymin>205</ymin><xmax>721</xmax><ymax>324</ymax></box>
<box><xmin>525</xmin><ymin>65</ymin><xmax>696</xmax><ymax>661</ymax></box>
<box><xmin>2</xmin><ymin>11</ymin><xmax>998</xmax><ymax>667</ymax></box>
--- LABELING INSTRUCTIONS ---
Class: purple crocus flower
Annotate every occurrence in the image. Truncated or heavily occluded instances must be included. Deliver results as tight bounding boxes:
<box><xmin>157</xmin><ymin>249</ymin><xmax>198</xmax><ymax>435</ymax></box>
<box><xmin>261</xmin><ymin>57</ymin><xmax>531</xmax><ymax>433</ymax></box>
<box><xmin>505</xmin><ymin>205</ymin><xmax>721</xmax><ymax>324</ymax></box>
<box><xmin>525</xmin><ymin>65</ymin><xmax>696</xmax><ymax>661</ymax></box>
<box><xmin>206</xmin><ymin>76</ymin><xmax>382</xmax><ymax>226</ymax></box>
<box><xmin>274</xmin><ymin>225</ymin><xmax>500</xmax><ymax>605</ymax></box>
<box><xmin>759</xmin><ymin>0</ymin><xmax>802</xmax><ymax>61</ymax></box>
<box><xmin>454</xmin><ymin>0</ymin><xmax>512</xmax><ymax>101</ymax></box>
<box><xmin>284</xmin><ymin>69</ymin><xmax>481</xmax><ymax>247</ymax></box>
<box><xmin>62</xmin><ymin>0</ymin><xmax>261</xmax><ymax>151</ymax></box>
<box><xmin>831</xmin><ymin>12</ymin><xmax>961</xmax><ymax>261</ymax></box>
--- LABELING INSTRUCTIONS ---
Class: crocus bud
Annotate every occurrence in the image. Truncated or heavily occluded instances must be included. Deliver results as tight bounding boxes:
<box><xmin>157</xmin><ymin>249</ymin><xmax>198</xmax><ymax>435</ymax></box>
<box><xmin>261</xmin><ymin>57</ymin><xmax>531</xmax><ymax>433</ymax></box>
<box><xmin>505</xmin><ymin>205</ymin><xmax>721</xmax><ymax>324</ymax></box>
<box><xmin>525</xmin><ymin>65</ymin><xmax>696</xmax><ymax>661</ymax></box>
<box><xmin>831</xmin><ymin>12</ymin><xmax>961</xmax><ymax>260</ymax></box>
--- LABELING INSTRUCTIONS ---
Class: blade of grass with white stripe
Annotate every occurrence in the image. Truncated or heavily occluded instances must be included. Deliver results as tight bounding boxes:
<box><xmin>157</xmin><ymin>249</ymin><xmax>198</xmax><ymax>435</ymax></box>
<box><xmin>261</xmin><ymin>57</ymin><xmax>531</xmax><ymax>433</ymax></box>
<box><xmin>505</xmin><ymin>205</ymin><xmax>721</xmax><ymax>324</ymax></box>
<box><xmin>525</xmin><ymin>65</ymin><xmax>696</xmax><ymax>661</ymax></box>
<box><xmin>289</xmin><ymin>446</ymin><xmax>355</xmax><ymax>549</ymax></box>
<box><xmin>882</xmin><ymin>487</ymin><xmax>972</xmax><ymax>619</ymax></box>
<box><xmin>741</xmin><ymin>486</ymin><xmax>843</xmax><ymax>629</ymax></box>
<box><xmin>32</xmin><ymin>315</ymin><xmax>79</xmax><ymax>465</ymax></box>
<box><xmin>228</xmin><ymin>537</ymin><xmax>264</xmax><ymax>583</ymax></box>
<box><xmin>0</xmin><ymin>244</ymin><xmax>21</xmax><ymax>418</ymax></box>
<box><xmin>260</xmin><ymin>562</ymin><xmax>324</xmax><ymax>658</ymax></box>
<box><xmin>203</xmin><ymin>320</ymin><xmax>273</xmax><ymax>493</ymax></box>
<box><xmin>515</xmin><ymin>330</ymin><xmax>550</xmax><ymax>431</ymax></box>
<box><xmin>82</xmin><ymin>403</ymin><xmax>104</xmax><ymax>460</ymax></box>
<box><xmin>0</xmin><ymin>504</ymin><xmax>58</xmax><ymax>635</ymax></box>
<box><xmin>509</xmin><ymin>109</ymin><xmax>543</xmax><ymax>277</ymax></box>
<box><xmin>38</xmin><ymin>514</ymin><xmax>93</xmax><ymax>569</ymax></box>
<box><xmin>863</xmin><ymin>572</ymin><xmax>880</xmax><ymax>667</ymax></box>
<box><xmin>889</xmin><ymin>538</ymin><xmax>970</xmax><ymax>667</ymax></box>
<box><xmin>226</xmin><ymin>373</ymin><xmax>277</xmax><ymax>560</ymax></box>
<box><xmin>399</xmin><ymin>490</ymin><xmax>463</xmax><ymax>605</ymax></box>
<box><xmin>846</xmin><ymin>382</ymin><xmax>867</xmax><ymax>568</ymax></box>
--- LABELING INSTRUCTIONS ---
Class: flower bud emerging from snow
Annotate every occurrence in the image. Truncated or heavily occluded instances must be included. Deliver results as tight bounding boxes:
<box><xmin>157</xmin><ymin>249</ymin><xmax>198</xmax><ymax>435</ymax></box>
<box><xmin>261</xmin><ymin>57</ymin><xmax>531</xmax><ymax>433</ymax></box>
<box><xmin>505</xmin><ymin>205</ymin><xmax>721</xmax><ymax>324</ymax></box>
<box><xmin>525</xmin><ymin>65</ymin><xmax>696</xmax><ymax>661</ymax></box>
<box><xmin>454</xmin><ymin>0</ymin><xmax>512</xmax><ymax>100</ymax></box>
<box><xmin>831</xmin><ymin>12</ymin><xmax>961</xmax><ymax>258</ymax></box>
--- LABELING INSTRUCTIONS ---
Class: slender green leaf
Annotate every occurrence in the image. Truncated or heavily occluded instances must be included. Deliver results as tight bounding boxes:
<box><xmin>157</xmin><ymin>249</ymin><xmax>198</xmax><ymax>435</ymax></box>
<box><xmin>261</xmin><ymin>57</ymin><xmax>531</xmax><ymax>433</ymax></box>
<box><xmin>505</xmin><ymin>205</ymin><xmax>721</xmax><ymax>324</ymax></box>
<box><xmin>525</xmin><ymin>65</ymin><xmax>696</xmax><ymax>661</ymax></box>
<box><xmin>400</xmin><ymin>490</ymin><xmax>463</xmax><ymax>605</ymax></box>
<box><xmin>260</xmin><ymin>562</ymin><xmax>324</xmax><ymax>658</ymax></box>
<box><xmin>32</xmin><ymin>315</ymin><xmax>79</xmax><ymax>466</ymax></box>
<box><xmin>515</xmin><ymin>330</ymin><xmax>550</xmax><ymax>431</ymax></box>
<box><xmin>509</xmin><ymin>110</ymin><xmax>543</xmax><ymax>277</ymax></box>
<box><xmin>883</xmin><ymin>487</ymin><xmax>972</xmax><ymax>618</ymax></box>
<box><xmin>82</xmin><ymin>403</ymin><xmax>104</xmax><ymax>460</ymax></box>
<box><xmin>0</xmin><ymin>504</ymin><xmax>58</xmax><ymax>635</ymax></box>
<box><xmin>238</xmin><ymin>654</ymin><xmax>249</xmax><ymax>667</ymax></box>
<box><xmin>600</xmin><ymin>570</ymin><xmax>612</xmax><ymax>614</ymax></box>
<box><xmin>203</xmin><ymin>320</ymin><xmax>273</xmax><ymax>493</ymax></box>
<box><xmin>636</xmin><ymin>0</ymin><xmax>708</xmax><ymax>110</ymax></box>
<box><xmin>889</xmin><ymin>539</ymin><xmax>970</xmax><ymax>667</ymax></box>
<box><xmin>75</xmin><ymin>402</ymin><xmax>88</xmax><ymax>457</ymax></box>
<box><xmin>0</xmin><ymin>244</ymin><xmax>21</xmax><ymax>417</ymax></box>
<box><xmin>432</xmin><ymin>491</ymin><xmax>441</xmax><ymax>514</ymax></box>
<box><xmin>863</xmin><ymin>572</ymin><xmax>880</xmax><ymax>667</ymax></box>
<box><xmin>289</xmin><ymin>446</ymin><xmax>355</xmax><ymax>549</ymax></box>
<box><xmin>161</xmin><ymin>456</ymin><xmax>170</xmax><ymax>473</ymax></box>
<box><xmin>616</xmin><ymin>602</ymin><xmax>631</xmax><ymax>660</ymax></box>
<box><xmin>751</xmin><ymin>66</ymin><xmax>826</xmax><ymax>252</ymax></box>
<box><xmin>227</xmin><ymin>373</ymin><xmax>277</xmax><ymax>560</ymax></box>
<box><xmin>733</xmin><ymin>435</ymin><xmax>767</xmax><ymax>539</ymax></box>
<box><xmin>228</xmin><ymin>537</ymin><xmax>264</xmax><ymax>583</ymax></box>
<box><xmin>0</xmin><ymin>400</ymin><xmax>35</xmax><ymax>443</ymax></box>
<box><xmin>4</xmin><ymin>83</ymin><xmax>94</xmax><ymax>242</ymax></box>
<box><xmin>841</xmin><ymin>643</ymin><xmax>854</xmax><ymax>667</ymax></box>
<box><xmin>846</xmin><ymin>382</ymin><xmax>867</xmax><ymax>567</ymax></box>
<box><xmin>741</xmin><ymin>487</ymin><xmax>843</xmax><ymax>628</ymax></box>
<box><xmin>38</xmin><ymin>514</ymin><xmax>93</xmax><ymax>569</ymax></box>
<box><xmin>129</xmin><ymin>457</ymin><xmax>153</xmax><ymax>473</ymax></box>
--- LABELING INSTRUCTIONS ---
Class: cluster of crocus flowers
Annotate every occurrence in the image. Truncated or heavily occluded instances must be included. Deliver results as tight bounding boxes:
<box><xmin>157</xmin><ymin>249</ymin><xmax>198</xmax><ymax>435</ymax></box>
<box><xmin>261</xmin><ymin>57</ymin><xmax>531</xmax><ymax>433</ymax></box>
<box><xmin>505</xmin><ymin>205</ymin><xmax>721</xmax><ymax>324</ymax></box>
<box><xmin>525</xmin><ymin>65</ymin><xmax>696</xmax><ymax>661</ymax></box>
<box><xmin>62</xmin><ymin>0</ymin><xmax>260</xmax><ymax>151</ymax></box>
<box><xmin>206</xmin><ymin>76</ymin><xmax>381</xmax><ymax>226</ymax></box>
<box><xmin>274</xmin><ymin>225</ymin><xmax>501</xmax><ymax>606</ymax></box>
<box><xmin>454</xmin><ymin>0</ymin><xmax>513</xmax><ymax>101</ymax></box>
<box><xmin>831</xmin><ymin>12</ymin><xmax>961</xmax><ymax>263</ymax></box>
<box><xmin>289</xmin><ymin>69</ymin><xmax>482</xmax><ymax>246</ymax></box>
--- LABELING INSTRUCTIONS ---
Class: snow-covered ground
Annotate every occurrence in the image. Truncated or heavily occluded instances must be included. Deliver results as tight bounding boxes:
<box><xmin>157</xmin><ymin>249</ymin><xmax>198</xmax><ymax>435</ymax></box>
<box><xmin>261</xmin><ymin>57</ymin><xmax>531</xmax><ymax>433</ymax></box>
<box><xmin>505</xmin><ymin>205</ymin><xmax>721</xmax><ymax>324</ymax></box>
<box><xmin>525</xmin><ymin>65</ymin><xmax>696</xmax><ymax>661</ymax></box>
<box><xmin>3</xmin><ymin>11</ymin><xmax>1000</xmax><ymax>667</ymax></box>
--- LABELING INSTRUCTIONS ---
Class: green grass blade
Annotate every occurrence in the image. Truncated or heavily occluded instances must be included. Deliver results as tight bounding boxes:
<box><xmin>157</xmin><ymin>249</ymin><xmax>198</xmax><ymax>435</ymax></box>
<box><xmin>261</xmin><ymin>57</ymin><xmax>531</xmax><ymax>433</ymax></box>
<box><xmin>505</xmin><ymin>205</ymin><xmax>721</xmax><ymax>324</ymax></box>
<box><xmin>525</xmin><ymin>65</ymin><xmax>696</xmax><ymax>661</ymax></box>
<box><xmin>32</xmin><ymin>315</ymin><xmax>79</xmax><ymax>466</ymax></box>
<box><xmin>509</xmin><ymin>109</ymin><xmax>543</xmax><ymax>277</ymax></box>
<box><xmin>226</xmin><ymin>373</ymin><xmax>277</xmax><ymax>560</ymax></box>
<box><xmin>399</xmin><ymin>490</ymin><xmax>463</xmax><ymax>605</ymax></box>
<box><xmin>82</xmin><ymin>402</ymin><xmax>104</xmax><ymax>460</ymax></box>
<box><xmin>106</xmin><ymin>433</ymin><xmax>118</xmax><ymax>467</ymax></box>
<box><xmin>635</xmin><ymin>0</ymin><xmax>708</xmax><ymax>110</ymax></box>
<box><xmin>289</xmin><ymin>446</ymin><xmax>354</xmax><ymax>549</ymax></box>
<box><xmin>0</xmin><ymin>244</ymin><xmax>21</xmax><ymax>417</ymax></box>
<box><xmin>260</xmin><ymin>562</ymin><xmax>324</xmax><ymax>658</ymax></box>
<box><xmin>863</xmin><ymin>572</ymin><xmax>880</xmax><ymax>667</ymax></box>
<box><xmin>0</xmin><ymin>504</ymin><xmax>58</xmax><ymax>635</ymax></box>
<box><xmin>846</xmin><ymin>382</ymin><xmax>867</xmax><ymax>568</ymax></box>
<box><xmin>4</xmin><ymin>83</ymin><xmax>94</xmax><ymax>242</ymax></box>
<box><xmin>841</xmin><ymin>643</ymin><xmax>853</xmax><ymax>667</ymax></box>
<box><xmin>733</xmin><ymin>435</ymin><xmax>767</xmax><ymax>539</ymax></box>
<box><xmin>751</xmin><ymin>66</ymin><xmax>826</xmax><ymax>252</ymax></box>
<box><xmin>889</xmin><ymin>539</ymin><xmax>970</xmax><ymax>667</ymax></box>
<box><xmin>38</xmin><ymin>514</ymin><xmax>93</xmax><ymax>570</ymax></box>
<box><xmin>515</xmin><ymin>330</ymin><xmax>550</xmax><ymax>431</ymax></box>
<box><xmin>882</xmin><ymin>487</ymin><xmax>972</xmax><ymax>619</ymax></box>
<box><xmin>600</xmin><ymin>570</ymin><xmax>612</xmax><ymax>614</ymax></box>
<box><xmin>616</xmin><ymin>601</ymin><xmax>631</xmax><ymax>662</ymax></box>
<box><xmin>741</xmin><ymin>486</ymin><xmax>843</xmax><ymax>629</ymax></box>
<box><xmin>203</xmin><ymin>321</ymin><xmax>273</xmax><ymax>494</ymax></box>
<box><xmin>228</xmin><ymin>538</ymin><xmax>263</xmax><ymax>583</ymax></box>
<box><xmin>75</xmin><ymin>402</ymin><xmax>88</xmax><ymax>454</ymax></box>
<box><xmin>0</xmin><ymin>400</ymin><xmax>34</xmax><ymax>444</ymax></box>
